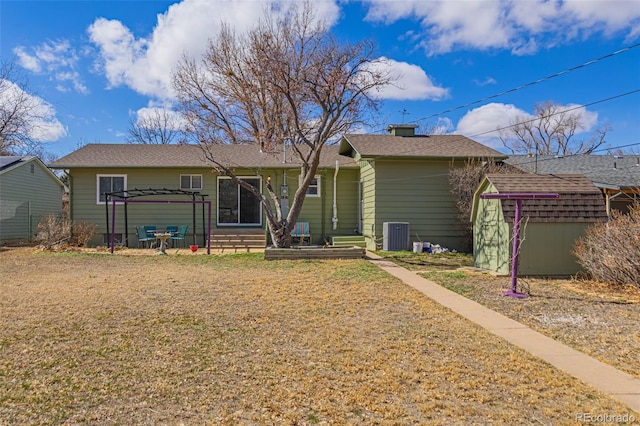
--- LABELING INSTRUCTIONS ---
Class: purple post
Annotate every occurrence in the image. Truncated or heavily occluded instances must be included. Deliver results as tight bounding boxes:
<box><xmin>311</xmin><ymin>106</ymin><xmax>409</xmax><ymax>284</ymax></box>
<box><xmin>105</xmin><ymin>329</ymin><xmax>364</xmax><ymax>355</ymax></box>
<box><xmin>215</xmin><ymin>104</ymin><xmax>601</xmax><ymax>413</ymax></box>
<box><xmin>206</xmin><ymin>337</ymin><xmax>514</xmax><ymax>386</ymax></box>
<box><xmin>504</xmin><ymin>199</ymin><xmax>527</xmax><ymax>298</ymax></box>
<box><xmin>480</xmin><ymin>192</ymin><xmax>559</xmax><ymax>298</ymax></box>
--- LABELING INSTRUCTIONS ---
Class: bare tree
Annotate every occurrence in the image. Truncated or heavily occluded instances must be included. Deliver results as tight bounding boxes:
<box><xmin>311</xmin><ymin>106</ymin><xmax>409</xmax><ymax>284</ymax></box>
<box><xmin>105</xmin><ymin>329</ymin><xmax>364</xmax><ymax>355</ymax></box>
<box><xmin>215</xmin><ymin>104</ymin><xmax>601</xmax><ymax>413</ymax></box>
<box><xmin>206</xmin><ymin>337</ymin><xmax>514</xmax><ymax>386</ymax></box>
<box><xmin>0</xmin><ymin>59</ymin><xmax>48</xmax><ymax>155</ymax></box>
<box><xmin>448</xmin><ymin>159</ymin><xmax>523</xmax><ymax>251</ymax></box>
<box><xmin>173</xmin><ymin>3</ymin><xmax>393</xmax><ymax>247</ymax></box>
<box><xmin>499</xmin><ymin>101</ymin><xmax>609</xmax><ymax>156</ymax></box>
<box><xmin>126</xmin><ymin>108</ymin><xmax>185</xmax><ymax>144</ymax></box>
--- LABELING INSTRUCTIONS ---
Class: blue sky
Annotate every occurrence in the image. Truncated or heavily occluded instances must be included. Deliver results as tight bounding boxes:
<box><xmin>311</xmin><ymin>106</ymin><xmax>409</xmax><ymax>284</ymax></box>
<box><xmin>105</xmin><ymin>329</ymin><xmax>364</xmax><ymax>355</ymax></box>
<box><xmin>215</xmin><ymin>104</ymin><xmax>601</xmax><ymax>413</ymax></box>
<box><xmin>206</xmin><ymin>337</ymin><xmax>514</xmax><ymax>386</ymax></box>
<box><xmin>2</xmin><ymin>0</ymin><xmax>639</xmax><ymax>158</ymax></box>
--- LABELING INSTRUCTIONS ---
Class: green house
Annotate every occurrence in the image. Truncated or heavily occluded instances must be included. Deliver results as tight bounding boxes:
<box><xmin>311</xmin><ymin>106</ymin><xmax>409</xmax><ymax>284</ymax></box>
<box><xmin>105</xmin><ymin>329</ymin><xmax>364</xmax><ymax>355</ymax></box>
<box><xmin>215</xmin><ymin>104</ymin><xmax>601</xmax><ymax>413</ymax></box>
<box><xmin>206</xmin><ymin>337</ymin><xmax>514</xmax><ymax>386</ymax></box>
<box><xmin>339</xmin><ymin>124</ymin><xmax>506</xmax><ymax>251</ymax></box>
<box><xmin>471</xmin><ymin>174</ymin><xmax>608</xmax><ymax>276</ymax></box>
<box><xmin>49</xmin><ymin>143</ymin><xmax>360</xmax><ymax>248</ymax></box>
<box><xmin>49</xmin><ymin>126</ymin><xmax>506</xmax><ymax>251</ymax></box>
<box><xmin>0</xmin><ymin>156</ymin><xmax>65</xmax><ymax>242</ymax></box>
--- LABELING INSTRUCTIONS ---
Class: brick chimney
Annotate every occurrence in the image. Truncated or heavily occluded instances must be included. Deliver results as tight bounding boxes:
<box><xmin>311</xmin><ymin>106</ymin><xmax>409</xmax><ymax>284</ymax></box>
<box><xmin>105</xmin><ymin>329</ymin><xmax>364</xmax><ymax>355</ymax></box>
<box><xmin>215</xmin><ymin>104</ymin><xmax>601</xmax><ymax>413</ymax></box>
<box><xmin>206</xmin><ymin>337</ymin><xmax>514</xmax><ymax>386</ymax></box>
<box><xmin>387</xmin><ymin>124</ymin><xmax>418</xmax><ymax>137</ymax></box>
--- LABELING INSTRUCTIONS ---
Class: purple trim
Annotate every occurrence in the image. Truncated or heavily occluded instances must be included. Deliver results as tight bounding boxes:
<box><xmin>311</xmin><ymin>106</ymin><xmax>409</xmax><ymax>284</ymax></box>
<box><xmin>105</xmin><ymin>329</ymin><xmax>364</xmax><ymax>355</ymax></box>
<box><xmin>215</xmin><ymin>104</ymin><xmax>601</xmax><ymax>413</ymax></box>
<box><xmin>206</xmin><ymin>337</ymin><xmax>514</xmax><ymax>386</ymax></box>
<box><xmin>480</xmin><ymin>193</ymin><xmax>559</xmax><ymax>199</ymax></box>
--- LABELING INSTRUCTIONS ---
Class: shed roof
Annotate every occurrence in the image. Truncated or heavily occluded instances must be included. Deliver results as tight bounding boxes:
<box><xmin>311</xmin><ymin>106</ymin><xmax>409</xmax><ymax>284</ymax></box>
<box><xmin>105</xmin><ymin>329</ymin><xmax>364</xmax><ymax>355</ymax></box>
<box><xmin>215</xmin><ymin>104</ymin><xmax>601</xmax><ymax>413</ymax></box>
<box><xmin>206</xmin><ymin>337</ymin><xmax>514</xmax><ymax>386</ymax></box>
<box><xmin>339</xmin><ymin>134</ymin><xmax>507</xmax><ymax>159</ymax></box>
<box><xmin>505</xmin><ymin>155</ymin><xmax>640</xmax><ymax>190</ymax></box>
<box><xmin>49</xmin><ymin>143</ymin><xmax>357</xmax><ymax>169</ymax></box>
<box><xmin>480</xmin><ymin>174</ymin><xmax>608</xmax><ymax>223</ymax></box>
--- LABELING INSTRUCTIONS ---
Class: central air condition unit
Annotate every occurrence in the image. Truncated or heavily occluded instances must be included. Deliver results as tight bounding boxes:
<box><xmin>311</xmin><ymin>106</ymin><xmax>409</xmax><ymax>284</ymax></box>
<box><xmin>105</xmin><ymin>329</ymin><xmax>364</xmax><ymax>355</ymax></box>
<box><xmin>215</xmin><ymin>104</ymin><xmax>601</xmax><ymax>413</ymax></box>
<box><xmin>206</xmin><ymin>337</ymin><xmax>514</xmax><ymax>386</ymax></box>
<box><xmin>383</xmin><ymin>222</ymin><xmax>410</xmax><ymax>251</ymax></box>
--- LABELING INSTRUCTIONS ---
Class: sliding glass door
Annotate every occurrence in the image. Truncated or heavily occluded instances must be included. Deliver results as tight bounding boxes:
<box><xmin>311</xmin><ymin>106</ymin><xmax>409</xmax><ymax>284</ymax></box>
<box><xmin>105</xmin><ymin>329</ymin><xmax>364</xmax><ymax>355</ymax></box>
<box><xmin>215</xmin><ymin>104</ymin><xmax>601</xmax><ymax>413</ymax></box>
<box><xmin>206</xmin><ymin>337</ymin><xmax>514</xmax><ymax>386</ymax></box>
<box><xmin>217</xmin><ymin>177</ymin><xmax>261</xmax><ymax>226</ymax></box>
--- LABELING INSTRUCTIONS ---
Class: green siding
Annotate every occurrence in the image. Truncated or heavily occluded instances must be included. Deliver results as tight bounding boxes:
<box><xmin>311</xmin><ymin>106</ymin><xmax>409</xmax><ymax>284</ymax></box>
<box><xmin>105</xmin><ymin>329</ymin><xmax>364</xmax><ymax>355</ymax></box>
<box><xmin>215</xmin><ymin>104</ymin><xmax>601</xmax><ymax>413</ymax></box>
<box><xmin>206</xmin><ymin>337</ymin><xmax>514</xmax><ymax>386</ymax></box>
<box><xmin>519</xmin><ymin>223</ymin><xmax>588</xmax><ymax>276</ymax></box>
<box><xmin>473</xmin><ymin>192</ymin><xmax>511</xmax><ymax>275</ymax></box>
<box><xmin>359</xmin><ymin>159</ymin><xmax>377</xmax><ymax>250</ymax></box>
<box><xmin>68</xmin><ymin>166</ymin><xmax>359</xmax><ymax>247</ymax></box>
<box><xmin>368</xmin><ymin>159</ymin><xmax>468</xmax><ymax>252</ymax></box>
<box><xmin>0</xmin><ymin>160</ymin><xmax>63</xmax><ymax>241</ymax></box>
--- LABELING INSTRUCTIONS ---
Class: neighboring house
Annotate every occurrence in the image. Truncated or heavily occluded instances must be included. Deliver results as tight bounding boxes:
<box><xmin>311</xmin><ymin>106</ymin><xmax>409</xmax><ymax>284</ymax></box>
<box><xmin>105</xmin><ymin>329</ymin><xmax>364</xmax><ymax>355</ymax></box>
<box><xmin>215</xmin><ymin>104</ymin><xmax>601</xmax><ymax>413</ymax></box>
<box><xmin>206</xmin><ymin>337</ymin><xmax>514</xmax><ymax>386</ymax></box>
<box><xmin>49</xmin><ymin>125</ymin><xmax>506</xmax><ymax>250</ymax></box>
<box><xmin>0</xmin><ymin>156</ymin><xmax>65</xmax><ymax>242</ymax></box>
<box><xmin>339</xmin><ymin>124</ymin><xmax>506</xmax><ymax>251</ymax></box>
<box><xmin>505</xmin><ymin>155</ymin><xmax>640</xmax><ymax>215</ymax></box>
<box><xmin>471</xmin><ymin>174</ymin><xmax>608</xmax><ymax>276</ymax></box>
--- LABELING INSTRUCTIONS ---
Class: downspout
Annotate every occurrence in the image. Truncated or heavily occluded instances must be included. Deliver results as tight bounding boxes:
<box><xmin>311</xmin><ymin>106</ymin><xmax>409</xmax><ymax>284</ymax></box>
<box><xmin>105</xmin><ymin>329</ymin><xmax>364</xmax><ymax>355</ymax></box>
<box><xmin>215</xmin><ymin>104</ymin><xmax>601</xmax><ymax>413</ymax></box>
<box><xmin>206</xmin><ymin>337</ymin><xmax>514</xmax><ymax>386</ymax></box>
<box><xmin>332</xmin><ymin>160</ymin><xmax>339</xmax><ymax>230</ymax></box>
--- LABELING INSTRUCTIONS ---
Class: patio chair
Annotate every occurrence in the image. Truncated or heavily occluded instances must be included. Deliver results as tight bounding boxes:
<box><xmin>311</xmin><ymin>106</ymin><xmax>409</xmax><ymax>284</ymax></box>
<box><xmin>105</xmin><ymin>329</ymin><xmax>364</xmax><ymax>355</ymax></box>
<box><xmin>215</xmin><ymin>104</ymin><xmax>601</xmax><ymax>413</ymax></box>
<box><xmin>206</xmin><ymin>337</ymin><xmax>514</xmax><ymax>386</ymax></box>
<box><xmin>171</xmin><ymin>225</ymin><xmax>188</xmax><ymax>248</ymax></box>
<box><xmin>291</xmin><ymin>221</ymin><xmax>311</xmax><ymax>245</ymax></box>
<box><xmin>166</xmin><ymin>225</ymin><xmax>178</xmax><ymax>236</ymax></box>
<box><xmin>135</xmin><ymin>226</ymin><xmax>155</xmax><ymax>248</ymax></box>
<box><xmin>143</xmin><ymin>225</ymin><xmax>156</xmax><ymax>239</ymax></box>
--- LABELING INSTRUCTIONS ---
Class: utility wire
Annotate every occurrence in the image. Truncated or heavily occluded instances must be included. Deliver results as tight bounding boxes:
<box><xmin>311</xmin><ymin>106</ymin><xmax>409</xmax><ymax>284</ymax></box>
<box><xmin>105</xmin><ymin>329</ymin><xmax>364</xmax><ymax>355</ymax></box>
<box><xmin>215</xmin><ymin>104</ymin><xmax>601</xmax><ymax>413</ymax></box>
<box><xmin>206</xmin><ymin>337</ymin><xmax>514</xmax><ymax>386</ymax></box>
<box><xmin>376</xmin><ymin>42</ymin><xmax>640</xmax><ymax>132</ymax></box>
<box><xmin>467</xmin><ymin>88</ymin><xmax>640</xmax><ymax>140</ymax></box>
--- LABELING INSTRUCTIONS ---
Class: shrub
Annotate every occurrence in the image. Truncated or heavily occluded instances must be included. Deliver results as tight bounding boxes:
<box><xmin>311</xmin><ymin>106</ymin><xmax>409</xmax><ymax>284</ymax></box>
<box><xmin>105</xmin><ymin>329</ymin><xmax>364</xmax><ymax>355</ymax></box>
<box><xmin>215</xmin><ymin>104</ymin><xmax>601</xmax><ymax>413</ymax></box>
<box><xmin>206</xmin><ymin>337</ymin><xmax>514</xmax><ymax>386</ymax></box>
<box><xmin>71</xmin><ymin>221</ymin><xmax>98</xmax><ymax>247</ymax></box>
<box><xmin>574</xmin><ymin>202</ymin><xmax>640</xmax><ymax>288</ymax></box>
<box><xmin>36</xmin><ymin>214</ymin><xmax>71</xmax><ymax>248</ymax></box>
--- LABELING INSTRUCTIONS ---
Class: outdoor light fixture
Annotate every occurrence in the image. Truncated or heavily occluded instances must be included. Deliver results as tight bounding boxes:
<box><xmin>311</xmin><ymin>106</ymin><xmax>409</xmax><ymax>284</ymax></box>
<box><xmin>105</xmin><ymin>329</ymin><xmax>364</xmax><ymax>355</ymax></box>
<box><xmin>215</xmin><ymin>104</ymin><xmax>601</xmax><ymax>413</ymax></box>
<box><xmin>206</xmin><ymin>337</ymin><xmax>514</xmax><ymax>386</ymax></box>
<box><xmin>281</xmin><ymin>184</ymin><xmax>288</xmax><ymax>196</ymax></box>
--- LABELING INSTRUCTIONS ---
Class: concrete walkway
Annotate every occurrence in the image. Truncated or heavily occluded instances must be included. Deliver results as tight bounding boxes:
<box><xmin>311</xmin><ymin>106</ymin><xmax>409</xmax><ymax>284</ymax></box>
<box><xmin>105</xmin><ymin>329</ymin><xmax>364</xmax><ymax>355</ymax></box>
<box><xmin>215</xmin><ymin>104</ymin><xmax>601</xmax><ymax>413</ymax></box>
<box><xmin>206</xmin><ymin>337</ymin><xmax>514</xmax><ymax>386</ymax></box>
<box><xmin>366</xmin><ymin>252</ymin><xmax>640</xmax><ymax>414</ymax></box>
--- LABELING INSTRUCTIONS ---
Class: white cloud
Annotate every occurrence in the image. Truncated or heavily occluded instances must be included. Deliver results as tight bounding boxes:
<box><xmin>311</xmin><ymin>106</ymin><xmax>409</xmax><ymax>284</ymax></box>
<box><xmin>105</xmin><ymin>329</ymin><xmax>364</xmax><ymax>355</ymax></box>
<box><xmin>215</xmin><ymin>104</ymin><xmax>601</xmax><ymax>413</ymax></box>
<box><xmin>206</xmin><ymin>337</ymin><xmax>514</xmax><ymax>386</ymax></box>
<box><xmin>87</xmin><ymin>0</ymin><xmax>341</xmax><ymax>100</ymax></box>
<box><xmin>13</xmin><ymin>40</ymin><xmax>88</xmax><ymax>94</ymax></box>
<box><xmin>455</xmin><ymin>102</ymin><xmax>600</xmax><ymax>149</ymax></box>
<box><xmin>456</xmin><ymin>103</ymin><xmax>527</xmax><ymax>148</ymax></box>
<box><xmin>1</xmin><ymin>80</ymin><xmax>67</xmax><ymax>142</ymax></box>
<box><xmin>362</xmin><ymin>0</ymin><xmax>640</xmax><ymax>55</ymax></box>
<box><xmin>367</xmin><ymin>57</ymin><xmax>449</xmax><ymax>101</ymax></box>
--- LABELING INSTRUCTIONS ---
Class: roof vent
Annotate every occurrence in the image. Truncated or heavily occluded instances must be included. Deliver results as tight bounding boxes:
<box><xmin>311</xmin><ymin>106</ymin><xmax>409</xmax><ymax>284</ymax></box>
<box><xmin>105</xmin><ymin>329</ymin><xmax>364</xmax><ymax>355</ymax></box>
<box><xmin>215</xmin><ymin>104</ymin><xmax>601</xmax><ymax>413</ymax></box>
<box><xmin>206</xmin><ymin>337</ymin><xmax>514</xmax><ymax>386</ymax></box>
<box><xmin>387</xmin><ymin>124</ymin><xmax>418</xmax><ymax>137</ymax></box>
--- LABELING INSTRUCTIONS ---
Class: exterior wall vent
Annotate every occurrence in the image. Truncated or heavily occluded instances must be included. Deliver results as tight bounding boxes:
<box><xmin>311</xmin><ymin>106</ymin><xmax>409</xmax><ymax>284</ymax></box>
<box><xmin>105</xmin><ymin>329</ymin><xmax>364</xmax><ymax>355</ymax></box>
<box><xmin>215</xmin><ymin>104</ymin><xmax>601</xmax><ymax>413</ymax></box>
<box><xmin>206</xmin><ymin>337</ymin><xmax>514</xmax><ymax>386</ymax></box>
<box><xmin>383</xmin><ymin>222</ymin><xmax>410</xmax><ymax>251</ymax></box>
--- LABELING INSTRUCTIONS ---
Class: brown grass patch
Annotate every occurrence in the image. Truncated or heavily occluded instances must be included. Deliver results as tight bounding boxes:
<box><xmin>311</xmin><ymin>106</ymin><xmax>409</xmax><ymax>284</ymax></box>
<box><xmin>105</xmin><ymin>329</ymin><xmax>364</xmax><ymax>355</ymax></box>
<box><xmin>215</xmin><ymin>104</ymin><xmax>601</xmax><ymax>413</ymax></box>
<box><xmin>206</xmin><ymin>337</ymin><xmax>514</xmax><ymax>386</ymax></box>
<box><xmin>0</xmin><ymin>247</ymin><xmax>636</xmax><ymax>424</ymax></box>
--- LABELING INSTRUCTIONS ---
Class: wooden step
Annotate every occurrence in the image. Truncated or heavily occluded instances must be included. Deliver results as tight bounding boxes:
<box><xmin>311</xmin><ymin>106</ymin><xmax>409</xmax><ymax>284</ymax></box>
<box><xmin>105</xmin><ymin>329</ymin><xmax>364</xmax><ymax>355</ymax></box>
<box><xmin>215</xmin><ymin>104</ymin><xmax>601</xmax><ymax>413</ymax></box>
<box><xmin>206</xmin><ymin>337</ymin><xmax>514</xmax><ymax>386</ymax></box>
<box><xmin>210</xmin><ymin>230</ymin><xmax>267</xmax><ymax>253</ymax></box>
<box><xmin>331</xmin><ymin>235</ymin><xmax>366</xmax><ymax>248</ymax></box>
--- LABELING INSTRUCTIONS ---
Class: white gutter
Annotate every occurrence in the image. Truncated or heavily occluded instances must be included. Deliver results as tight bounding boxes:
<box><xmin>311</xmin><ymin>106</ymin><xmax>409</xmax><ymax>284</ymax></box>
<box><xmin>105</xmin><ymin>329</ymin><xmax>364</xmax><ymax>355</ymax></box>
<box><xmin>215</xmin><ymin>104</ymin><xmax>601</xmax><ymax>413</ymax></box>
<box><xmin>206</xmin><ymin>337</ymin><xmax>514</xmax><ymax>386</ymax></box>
<box><xmin>332</xmin><ymin>160</ymin><xmax>339</xmax><ymax>230</ymax></box>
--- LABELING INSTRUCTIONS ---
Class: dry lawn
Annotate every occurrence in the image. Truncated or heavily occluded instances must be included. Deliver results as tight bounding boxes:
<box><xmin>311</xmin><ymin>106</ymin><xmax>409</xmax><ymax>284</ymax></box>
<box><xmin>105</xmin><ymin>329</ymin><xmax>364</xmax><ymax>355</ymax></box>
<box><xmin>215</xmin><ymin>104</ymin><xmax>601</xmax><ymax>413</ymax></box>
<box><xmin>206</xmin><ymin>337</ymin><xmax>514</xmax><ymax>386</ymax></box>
<box><xmin>0</xmin><ymin>247</ymin><xmax>637</xmax><ymax>424</ymax></box>
<box><xmin>385</xmin><ymin>252</ymin><xmax>640</xmax><ymax>380</ymax></box>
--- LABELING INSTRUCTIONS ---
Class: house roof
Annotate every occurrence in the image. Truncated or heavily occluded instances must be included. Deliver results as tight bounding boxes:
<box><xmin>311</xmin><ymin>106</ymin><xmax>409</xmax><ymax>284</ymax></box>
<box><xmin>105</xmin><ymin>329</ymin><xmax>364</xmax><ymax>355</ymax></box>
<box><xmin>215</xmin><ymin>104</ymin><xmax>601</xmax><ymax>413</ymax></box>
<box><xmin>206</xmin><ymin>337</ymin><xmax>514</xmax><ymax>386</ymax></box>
<box><xmin>49</xmin><ymin>143</ymin><xmax>357</xmax><ymax>169</ymax></box>
<box><xmin>339</xmin><ymin>134</ymin><xmax>507</xmax><ymax>159</ymax></box>
<box><xmin>505</xmin><ymin>155</ymin><xmax>640</xmax><ymax>190</ymax></box>
<box><xmin>0</xmin><ymin>155</ymin><xmax>65</xmax><ymax>187</ymax></box>
<box><xmin>478</xmin><ymin>173</ymin><xmax>608</xmax><ymax>223</ymax></box>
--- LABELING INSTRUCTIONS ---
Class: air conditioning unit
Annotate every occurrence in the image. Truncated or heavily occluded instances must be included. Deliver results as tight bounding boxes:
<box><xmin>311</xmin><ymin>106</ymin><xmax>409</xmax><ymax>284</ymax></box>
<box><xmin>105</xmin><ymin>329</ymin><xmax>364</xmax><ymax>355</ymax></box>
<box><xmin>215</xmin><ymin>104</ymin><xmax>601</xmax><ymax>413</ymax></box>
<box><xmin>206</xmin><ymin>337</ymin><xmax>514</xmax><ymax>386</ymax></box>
<box><xmin>383</xmin><ymin>222</ymin><xmax>410</xmax><ymax>251</ymax></box>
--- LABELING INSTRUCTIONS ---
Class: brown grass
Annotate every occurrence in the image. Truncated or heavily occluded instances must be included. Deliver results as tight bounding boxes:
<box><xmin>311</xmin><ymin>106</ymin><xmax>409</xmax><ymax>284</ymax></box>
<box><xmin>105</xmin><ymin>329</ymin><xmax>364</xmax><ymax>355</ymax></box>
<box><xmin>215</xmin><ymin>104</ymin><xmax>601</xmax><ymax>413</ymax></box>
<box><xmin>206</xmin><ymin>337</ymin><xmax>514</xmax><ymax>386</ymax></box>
<box><xmin>0</xmin><ymin>247</ymin><xmax>636</xmax><ymax>424</ymax></box>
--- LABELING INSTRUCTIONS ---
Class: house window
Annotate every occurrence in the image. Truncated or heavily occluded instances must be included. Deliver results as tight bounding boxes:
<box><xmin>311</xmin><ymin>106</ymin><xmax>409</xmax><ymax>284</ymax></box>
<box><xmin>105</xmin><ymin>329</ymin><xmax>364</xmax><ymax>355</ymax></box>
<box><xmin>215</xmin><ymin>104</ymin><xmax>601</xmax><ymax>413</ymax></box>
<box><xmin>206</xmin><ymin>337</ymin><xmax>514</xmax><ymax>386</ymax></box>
<box><xmin>304</xmin><ymin>175</ymin><xmax>320</xmax><ymax>197</ymax></box>
<box><xmin>180</xmin><ymin>174</ymin><xmax>202</xmax><ymax>190</ymax></box>
<box><xmin>97</xmin><ymin>175</ymin><xmax>126</xmax><ymax>204</ymax></box>
<box><xmin>217</xmin><ymin>177</ymin><xmax>262</xmax><ymax>226</ymax></box>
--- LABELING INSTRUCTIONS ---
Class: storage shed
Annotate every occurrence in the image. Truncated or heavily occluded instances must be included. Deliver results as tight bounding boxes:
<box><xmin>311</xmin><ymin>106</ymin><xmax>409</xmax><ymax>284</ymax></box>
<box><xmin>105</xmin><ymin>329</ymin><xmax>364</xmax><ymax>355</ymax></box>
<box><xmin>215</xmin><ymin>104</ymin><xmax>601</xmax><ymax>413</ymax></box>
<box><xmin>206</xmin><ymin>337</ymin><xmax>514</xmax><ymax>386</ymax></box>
<box><xmin>471</xmin><ymin>174</ymin><xmax>608</xmax><ymax>276</ymax></box>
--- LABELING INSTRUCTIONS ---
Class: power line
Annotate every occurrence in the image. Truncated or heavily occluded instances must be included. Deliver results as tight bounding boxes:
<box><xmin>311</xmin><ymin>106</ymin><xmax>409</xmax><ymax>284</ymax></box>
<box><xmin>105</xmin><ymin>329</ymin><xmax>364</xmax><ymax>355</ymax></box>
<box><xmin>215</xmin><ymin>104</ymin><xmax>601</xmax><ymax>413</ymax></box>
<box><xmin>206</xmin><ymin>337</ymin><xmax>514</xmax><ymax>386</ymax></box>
<box><xmin>467</xmin><ymin>88</ymin><xmax>640</xmax><ymax>140</ymax></box>
<box><xmin>376</xmin><ymin>42</ymin><xmax>640</xmax><ymax>132</ymax></box>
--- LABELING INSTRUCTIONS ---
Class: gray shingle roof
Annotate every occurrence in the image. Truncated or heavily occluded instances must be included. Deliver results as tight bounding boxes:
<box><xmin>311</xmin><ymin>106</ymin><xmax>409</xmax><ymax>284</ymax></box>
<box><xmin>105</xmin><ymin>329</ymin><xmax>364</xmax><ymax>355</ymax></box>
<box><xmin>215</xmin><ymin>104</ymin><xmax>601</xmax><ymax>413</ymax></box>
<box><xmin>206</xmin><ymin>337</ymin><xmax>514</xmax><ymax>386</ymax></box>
<box><xmin>483</xmin><ymin>173</ymin><xmax>608</xmax><ymax>223</ymax></box>
<box><xmin>339</xmin><ymin>134</ymin><xmax>507</xmax><ymax>159</ymax></box>
<box><xmin>505</xmin><ymin>155</ymin><xmax>640</xmax><ymax>189</ymax></box>
<box><xmin>49</xmin><ymin>143</ymin><xmax>357</xmax><ymax>169</ymax></box>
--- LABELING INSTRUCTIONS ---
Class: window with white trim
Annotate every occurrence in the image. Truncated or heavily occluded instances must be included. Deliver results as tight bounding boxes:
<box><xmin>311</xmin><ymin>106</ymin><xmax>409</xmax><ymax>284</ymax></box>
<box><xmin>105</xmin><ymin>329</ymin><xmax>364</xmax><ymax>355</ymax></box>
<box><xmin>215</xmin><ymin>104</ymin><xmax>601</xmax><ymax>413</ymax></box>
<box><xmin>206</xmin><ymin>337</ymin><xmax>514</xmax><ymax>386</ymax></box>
<box><xmin>97</xmin><ymin>175</ymin><xmax>126</xmax><ymax>204</ymax></box>
<box><xmin>180</xmin><ymin>174</ymin><xmax>203</xmax><ymax>190</ymax></box>
<box><xmin>304</xmin><ymin>175</ymin><xmax>320</xmax><ymax>197</ymax></box>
